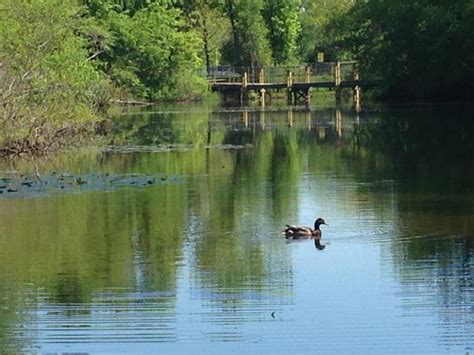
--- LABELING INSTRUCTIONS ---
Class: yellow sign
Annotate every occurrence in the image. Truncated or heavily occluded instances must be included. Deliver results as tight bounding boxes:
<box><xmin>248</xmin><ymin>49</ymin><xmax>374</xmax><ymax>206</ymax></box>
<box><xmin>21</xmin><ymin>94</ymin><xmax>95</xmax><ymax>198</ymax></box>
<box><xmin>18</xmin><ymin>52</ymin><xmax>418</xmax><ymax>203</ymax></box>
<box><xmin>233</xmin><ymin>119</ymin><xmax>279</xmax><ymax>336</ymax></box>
<box><xmin>317</xmin><ymin>52</ymin><xmax>324</xmax><ymax>63</ymax></box>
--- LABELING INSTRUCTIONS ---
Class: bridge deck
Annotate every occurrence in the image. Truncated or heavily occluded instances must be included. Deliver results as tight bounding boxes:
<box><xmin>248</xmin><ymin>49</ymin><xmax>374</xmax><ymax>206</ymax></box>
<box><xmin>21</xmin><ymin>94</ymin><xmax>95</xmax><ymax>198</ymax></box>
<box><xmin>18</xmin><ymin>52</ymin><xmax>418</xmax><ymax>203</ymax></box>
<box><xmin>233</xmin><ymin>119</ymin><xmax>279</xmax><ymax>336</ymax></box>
<box><xmin>211</xmin><ymin>80</ymin><xmax>375</xmax><ymax>92</ymax></box>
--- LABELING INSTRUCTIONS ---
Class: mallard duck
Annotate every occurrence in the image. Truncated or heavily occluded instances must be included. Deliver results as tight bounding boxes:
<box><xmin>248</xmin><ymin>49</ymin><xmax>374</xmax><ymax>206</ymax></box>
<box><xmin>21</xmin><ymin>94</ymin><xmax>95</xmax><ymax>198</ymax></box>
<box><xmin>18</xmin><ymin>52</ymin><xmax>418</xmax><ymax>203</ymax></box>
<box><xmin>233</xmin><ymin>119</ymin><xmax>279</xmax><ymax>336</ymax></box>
<box><xmin>283</xmin><ymin>218</ymin><xmax>328</xmax><ymax>250</ymax></box>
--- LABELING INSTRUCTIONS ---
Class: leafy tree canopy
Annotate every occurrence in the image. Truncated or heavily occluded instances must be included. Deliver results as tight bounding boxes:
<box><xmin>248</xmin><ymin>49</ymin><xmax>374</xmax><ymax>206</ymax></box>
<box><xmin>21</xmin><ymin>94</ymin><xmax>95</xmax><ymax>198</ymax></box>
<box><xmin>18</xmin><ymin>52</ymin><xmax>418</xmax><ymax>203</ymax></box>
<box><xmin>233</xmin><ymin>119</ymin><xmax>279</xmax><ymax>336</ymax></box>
<box><xmin>334</xmin><ymin>0</ymin><xmax>474</xmax><ymax>99</ymax></box>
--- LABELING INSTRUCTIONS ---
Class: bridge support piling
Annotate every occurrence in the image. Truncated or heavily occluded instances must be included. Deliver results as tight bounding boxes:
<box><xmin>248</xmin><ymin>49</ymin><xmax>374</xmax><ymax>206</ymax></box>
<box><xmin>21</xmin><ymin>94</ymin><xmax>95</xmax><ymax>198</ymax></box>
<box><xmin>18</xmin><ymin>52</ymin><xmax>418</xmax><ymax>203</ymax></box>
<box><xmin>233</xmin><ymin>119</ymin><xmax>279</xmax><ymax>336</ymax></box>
<box><xmin>304</xmin><ymin>89</ymin><xmax>310</xmax><ymax>105</ymax></box>
<box><xmin>259</xmin><ymin>88</ymin><xmax>266</xmax><ymax>107</ymax></box>
<box><xmin>335</xmin><ymin>88</ymin><xmax>342</xmax><ymax>104</ymax></box>
<box><xmin>352</xmin><ymin>63</ymin><xmax>361</xmax><ymax>111</ymax></box>
<box><xmin>291</xmin><ymin>89</ymin><xmax>310</xmax><ymax>105</ymax></box>
<box><xmin>353</xmin><ymin>86</ymin><xmax>361</xmax><ymax>111</ymax></box>
<box><xmin>239</xmin><ymin>89</ymin><xmax>249</xmax><ymax>105</ymax></box>
<box><xmin>335</xmin><ymin>61</ymin><xmax>342</xmax><ymax>105</ymax></box>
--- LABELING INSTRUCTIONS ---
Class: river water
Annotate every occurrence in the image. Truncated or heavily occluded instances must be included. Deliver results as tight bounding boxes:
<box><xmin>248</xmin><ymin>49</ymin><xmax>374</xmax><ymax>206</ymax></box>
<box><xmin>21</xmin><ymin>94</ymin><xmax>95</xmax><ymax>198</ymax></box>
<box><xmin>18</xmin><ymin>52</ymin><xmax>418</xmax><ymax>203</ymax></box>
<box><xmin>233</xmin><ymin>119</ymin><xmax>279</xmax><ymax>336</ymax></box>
<box><xmin>0</xmin><ymin>104</ymin><xmax>472</xmax><ymax>353</ymax></box>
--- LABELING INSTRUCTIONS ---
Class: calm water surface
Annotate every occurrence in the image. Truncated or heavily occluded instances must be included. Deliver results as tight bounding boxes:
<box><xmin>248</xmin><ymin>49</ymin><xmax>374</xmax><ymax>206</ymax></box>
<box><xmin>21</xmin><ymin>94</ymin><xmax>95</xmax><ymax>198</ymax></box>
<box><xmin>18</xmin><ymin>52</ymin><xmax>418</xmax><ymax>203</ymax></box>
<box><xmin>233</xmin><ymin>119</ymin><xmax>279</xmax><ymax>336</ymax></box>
<box><xmin>0</xmin><ymin>104</ymin><xmax>473</xmax><ymax>353</ymax></box>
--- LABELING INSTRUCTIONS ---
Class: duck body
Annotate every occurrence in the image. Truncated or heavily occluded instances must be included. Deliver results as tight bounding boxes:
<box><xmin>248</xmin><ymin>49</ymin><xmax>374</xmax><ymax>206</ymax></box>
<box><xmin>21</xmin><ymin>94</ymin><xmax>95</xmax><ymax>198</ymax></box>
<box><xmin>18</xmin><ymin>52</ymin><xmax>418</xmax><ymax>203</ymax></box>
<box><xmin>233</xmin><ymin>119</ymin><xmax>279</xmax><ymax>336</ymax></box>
<box><xmin>284</xmin><ymin>218</ymin><xmax>327</xmax><ymax>250</ymax></box>
<box><xmin>284</xmin><ymin>225</ymin><xmax>320</xmax><ymax>238</ymax></box>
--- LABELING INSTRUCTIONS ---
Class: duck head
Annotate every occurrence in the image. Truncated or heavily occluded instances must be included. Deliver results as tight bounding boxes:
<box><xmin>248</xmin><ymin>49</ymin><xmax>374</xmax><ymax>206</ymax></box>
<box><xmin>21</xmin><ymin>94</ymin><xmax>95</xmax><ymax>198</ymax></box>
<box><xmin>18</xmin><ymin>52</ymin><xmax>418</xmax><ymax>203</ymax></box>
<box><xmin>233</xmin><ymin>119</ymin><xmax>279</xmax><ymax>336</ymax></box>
<box><xmin>314</xmin><ymin>218</ymin><xmax>328</xmax><ymax>229</ymax></box>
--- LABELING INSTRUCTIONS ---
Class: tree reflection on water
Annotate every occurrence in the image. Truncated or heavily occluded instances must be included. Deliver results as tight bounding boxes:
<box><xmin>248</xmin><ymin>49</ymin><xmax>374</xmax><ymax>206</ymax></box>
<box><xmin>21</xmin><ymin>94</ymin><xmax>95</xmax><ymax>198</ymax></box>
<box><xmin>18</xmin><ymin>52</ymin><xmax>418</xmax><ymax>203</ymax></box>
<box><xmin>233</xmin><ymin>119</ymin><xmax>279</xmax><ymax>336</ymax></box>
<box><xmin>0</xmin><ymin>104</ymin><xmax>472</xmax><ymax>352</ymax></box>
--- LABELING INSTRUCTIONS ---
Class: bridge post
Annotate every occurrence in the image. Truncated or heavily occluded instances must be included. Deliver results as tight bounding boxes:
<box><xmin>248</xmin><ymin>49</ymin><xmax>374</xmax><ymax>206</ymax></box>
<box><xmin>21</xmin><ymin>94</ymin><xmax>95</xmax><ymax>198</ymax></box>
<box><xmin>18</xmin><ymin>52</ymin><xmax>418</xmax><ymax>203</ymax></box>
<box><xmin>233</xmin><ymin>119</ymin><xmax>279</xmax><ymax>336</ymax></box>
<box><xmin>335</xmin><ymin>61</ymin><xmax>342</xmax><ymax>104</ymax></box>
<box><xmin>240</xmin><ymin>71</ymin><xmax>249</xmax><ymax>105</ymax></box>
<box><xmin>305</xmin><ymin>65</ymin><xmax>312</xmax><ymax>105</ymax></box>
<box><xmin>258</xmin><ymin>68</ymin><xmax>265</xmax><ymax>83</ymax></box>
<box><xmin>352</xmin><ymin>63</ymin><xmax>361</xmax><ymax>112</ymax></box>
<box><xmin>335</xmin><ymin>61</ymin><xmax>342</xmax><ymax>86</ymax></box>
<box><xmin>242</xmin><ymin>71</ymin><xmax>248</xmax><ymax>87</ymax></box>
<box><xmin>305</xmin><ymin>65</ymin><xmax>312</xmax><ymax>83</ymax></box>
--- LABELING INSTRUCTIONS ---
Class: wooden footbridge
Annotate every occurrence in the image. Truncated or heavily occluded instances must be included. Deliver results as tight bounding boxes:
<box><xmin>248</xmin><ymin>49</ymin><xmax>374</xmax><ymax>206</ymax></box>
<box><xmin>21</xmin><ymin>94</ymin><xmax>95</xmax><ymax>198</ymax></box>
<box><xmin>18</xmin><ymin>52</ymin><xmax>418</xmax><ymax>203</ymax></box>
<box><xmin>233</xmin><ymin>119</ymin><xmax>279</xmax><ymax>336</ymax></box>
<box><xmin>207</xmin><ymin>62</ymin><xmax>376</xmax><ymax>107</ymax></box>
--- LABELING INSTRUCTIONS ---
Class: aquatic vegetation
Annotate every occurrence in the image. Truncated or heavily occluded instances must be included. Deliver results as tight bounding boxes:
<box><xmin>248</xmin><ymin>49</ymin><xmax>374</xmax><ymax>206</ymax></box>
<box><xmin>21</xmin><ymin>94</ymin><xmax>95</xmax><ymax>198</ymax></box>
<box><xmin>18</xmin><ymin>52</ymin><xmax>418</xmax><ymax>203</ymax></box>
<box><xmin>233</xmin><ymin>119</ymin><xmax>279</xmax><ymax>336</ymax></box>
<box><xmin>0</xmin><ymin>172</ymin><xmax>177</xmax><ymax>199</ymax></box>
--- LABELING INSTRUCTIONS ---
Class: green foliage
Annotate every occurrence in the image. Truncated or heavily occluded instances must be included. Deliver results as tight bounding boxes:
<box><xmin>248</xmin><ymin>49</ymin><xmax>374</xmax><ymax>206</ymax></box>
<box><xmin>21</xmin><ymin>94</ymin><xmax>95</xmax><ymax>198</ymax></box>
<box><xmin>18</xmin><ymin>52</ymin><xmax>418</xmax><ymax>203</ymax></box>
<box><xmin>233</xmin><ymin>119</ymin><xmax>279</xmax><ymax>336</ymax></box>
<box><xmin>263</xmin><ymin>0</ymin><xmax>301</xmax><ymax>65</ymax></box>
<box><xmin>222</xmin><ymin>0</ymin><xmax>272</xmax><ymax>66</ymax></box>
<box><xmin>298</xmin><ymin>0</ymin><xmax>354</xmax><ymax>62</ymax></box>
<box><xmin>174</xmin><ymin>0</ymin><xmax>231</xmax><ymax>70</ymax></box>
<box><xmin>90</xmin><ymin>1</ymin><xmax>207</xmax><ymax>100</ymax></box>
<box><xmin>0</xmin><ymin>0</ymin><xmax>110</xmax><ymax>154</ymax></box>
<box><xmin>335</xmin><ymin>0</ymin><xmax>474</xmax><ymax>100</ymax></box>
<box><xmin>84</xmin><ymin>0</ymin><xmax>160</xmax><ymax>16</ymax></box>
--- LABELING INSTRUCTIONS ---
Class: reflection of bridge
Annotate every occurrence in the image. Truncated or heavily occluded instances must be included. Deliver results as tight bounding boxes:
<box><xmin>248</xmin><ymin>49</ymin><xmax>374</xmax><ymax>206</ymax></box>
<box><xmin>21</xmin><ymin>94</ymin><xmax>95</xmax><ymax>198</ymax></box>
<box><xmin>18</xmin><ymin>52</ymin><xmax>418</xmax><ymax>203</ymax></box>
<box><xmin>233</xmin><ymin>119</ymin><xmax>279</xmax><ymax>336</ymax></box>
<box><xmin>207</xmin><ymin>62</ymin><xmax>377</xmax><ymax>108</ymax></box>
<box><xmin>238</xmin><ymin>107</ymin><xmax>353</xmax><ymax>141</ymax></box>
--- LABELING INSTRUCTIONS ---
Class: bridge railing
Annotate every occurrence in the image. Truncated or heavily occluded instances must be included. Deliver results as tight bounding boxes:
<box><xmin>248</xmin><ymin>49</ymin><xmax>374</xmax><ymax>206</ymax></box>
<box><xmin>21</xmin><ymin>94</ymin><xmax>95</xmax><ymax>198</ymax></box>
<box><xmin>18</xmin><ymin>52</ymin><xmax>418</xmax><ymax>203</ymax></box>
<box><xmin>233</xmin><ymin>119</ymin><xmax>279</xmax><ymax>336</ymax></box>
<box><xmin>205</xmin><ymin>61</ymin><xmax>358</xmax><ymax>84</ymax></box>
<box><xmin>206</xmin><ymin>66</ymin><xmax>246</xmax><ymax>83</ymax></box>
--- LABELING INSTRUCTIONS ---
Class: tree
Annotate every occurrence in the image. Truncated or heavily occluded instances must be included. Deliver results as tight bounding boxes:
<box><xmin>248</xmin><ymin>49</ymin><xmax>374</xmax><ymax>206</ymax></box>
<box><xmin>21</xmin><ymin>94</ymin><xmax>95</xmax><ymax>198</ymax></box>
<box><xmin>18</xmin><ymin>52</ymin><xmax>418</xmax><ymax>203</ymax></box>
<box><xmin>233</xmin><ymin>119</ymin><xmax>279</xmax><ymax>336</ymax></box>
<box><xmin>84</xmin><ymin>0</ymin><xmax>161</xmax><ymax>16</ymax></box>
<box><xmin>337</xmin><ymin>0</ymin><xmax>474</xmax><ymax>99</ymax></box>
<box><xmin>263</xmin><ymin>0</ymin><xmax>301</xmax><ymax>65</ymax></box>
<box><xmin>298</xmin><ymin>0</ymin><xmax>354</xmax><ymax>62</ymax></box>
<box><xmin>87</xmin><ymin>1</ymin><xmax>207</xmax><ymax>100</ymax></box>
<box><xmin>0</xmin><ymin>0</ymin><xmax>109</xmax><ymax>155</ymax></box>
<box><xmin>174</xmin><ymin>0</ymin><xmax>231</xmax><ymax>72</ymax></box>
<box><xmin>222</xmin><ymin>0</ymin><xmax>272</xmax><ymax>66</ymax></box>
